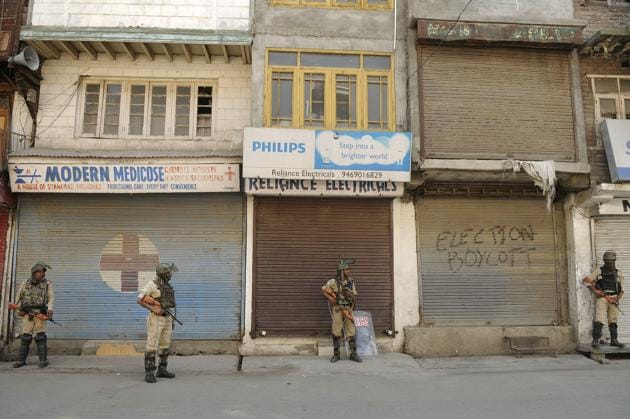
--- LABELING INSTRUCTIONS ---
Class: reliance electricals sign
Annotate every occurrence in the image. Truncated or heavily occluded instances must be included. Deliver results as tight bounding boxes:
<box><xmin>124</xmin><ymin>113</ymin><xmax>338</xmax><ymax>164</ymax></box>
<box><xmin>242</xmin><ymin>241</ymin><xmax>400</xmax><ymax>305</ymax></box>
<box><xmin>243</xmin><ymin>128</ymin><xmax>412</xmax><ymax>182</ymax></box>
<box><xmin>601</xmin><ymin>119</ymin><xmax>630</xmax><ymax>183</ymax></box>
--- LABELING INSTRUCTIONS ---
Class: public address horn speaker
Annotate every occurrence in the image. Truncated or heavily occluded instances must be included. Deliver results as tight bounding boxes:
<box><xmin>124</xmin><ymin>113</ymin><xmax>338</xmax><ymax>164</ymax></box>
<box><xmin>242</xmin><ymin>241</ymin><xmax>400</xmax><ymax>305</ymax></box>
<box><xmin>9</xmin><ymin>46</ymin><xmax>40</xmax><ymax>71</ymax></box>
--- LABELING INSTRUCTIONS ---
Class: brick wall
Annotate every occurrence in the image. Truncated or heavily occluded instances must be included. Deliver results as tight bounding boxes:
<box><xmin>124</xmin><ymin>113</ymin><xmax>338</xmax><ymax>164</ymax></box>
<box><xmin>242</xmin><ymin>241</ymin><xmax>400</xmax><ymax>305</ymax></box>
<box><xmin>574</xmin><ymin>0</ymin><xmax>630</xmax><ymax>38</ymax></box>
<box><xmin>31</xmin><ymin>0</ymin><xmax>249</xmax><ymax>31</ymax></box>
<box><xmin>30</xmin><ymin>54</ymin><xmax>250</xmax><ymax>152</ymax></box>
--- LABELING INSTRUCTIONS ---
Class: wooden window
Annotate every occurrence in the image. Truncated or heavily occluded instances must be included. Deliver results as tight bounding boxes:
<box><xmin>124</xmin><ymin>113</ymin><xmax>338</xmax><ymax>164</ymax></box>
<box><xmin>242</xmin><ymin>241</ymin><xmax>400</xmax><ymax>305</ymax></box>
<box><xmin>591</xmin><ymin>76</ymin><xmax>630</xmax><ymax>123</ymax></box>
<box><xmin>78</xmin><ymin>79</ymin><xmax>216</xmax><ymax>139</ymax></box>
<box><xmin>265</xmin><ymin>49</ymin><xmax>394</xmax><ymax>130</ymax></box>
<box><xmin>270</xmin><ymin>0</ymin><xmax>392</xmax><ymax>9</ymax></box>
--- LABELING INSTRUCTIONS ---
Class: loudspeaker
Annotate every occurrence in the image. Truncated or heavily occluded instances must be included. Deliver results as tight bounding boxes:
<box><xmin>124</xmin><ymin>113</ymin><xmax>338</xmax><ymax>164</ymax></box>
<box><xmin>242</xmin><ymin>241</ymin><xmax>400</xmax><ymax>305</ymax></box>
<box><xmin>9</xmin><ymin>46</ymin><xmax>40</xmax><ymax>71</ymax></box>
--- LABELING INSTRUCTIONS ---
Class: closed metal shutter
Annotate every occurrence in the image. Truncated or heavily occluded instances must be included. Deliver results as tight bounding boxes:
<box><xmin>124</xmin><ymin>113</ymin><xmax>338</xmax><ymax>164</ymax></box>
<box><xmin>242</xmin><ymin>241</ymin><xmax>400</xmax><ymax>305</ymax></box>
<box><xmin>254</xmin><ymin>198</ymin><xmax>393</xmax><ymax>336</ymax></box>
<box><xmin>417</xmin><ymin>198</ymin><xmax>559</xmax><ymax>326</ymax></box>
<box><xmin>593</xmin><ymin>218</ymin><xmax>630</xmax><ymax>341</ymax></box>
<box><xmin>0</xmin><ymin>208</ymin><xmax>9</xmax><ymax>283</ymax></box>
<box><xmin>14</xmin><ymin>193</ymin><xmax>243</xmax><ymax>339</ymax></box>
<box><xmin>420</xmin><ymin>46</ymin><xmax>575</xmax><ymax>161</ymax></box>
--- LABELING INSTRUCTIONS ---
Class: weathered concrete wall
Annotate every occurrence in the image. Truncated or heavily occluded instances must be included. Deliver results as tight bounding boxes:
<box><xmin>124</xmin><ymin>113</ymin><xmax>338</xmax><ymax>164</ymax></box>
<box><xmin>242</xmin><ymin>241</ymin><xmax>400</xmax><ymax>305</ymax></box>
<box><xmin>35</xmin><ymin>55</ymin><xmax>250</xmax><ymax>151</ymax></box>
<box><xmin>10</xmin><ymin>93</ymin><xmax>34</xmax><ymax>154</ymax></box>
<box><xmin>30</xmin><ymin>0</ymin><xmax>249</xmax><ymax>31</ymax></box>
<box><xmin>404</xmin><ymin>325</ymin><xmax>575</xmax><ymax>357</ymax></box>
<box><xmin>408</xmin><ymin>0</ymin><xmax>576</xmax><ymax>24</ymax></box>
<box><xmin>251</xmin><ymin>0</ymin><xmax>408</xmax><ymax>131</ymax></box>
<box><xmin>566</xmin><ymin>195</ymin><xmax>597</xmax><ymax>345</ymax></box>
<box><xmin>574</xmin><ymin>0</ymin><xmax>630</xmax><ymax>38</ymax></box>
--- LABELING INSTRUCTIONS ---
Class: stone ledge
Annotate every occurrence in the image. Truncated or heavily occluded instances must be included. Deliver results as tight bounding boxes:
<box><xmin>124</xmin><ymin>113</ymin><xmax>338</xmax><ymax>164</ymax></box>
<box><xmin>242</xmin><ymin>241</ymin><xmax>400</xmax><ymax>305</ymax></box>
<box><xmin>404</xmin><ymin>325</ymin><xmax>575</xmax><ymax>358</ymax></box>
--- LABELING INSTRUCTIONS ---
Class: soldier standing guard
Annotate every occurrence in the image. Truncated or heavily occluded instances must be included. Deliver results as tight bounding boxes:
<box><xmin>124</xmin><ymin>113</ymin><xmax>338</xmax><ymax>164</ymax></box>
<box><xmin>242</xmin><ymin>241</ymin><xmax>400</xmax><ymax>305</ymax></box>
<box><xmin>137</xmin><ymin>263</ymin><xmax>178</xmax><ymax>383</ymax></box>
<box><xmin>13</xmin><ymin>261</ymin><xmax>54</xmax><ymax>368</ymax></box>
<box><xmin>583</xmin><ymin>251</ymin><xmax>625</xmax><ymax>348</ymax></box>
<box><xmin>322</xmin><ymin>259</ymin><xmax>362</xmax><ymax>363</ymax></box>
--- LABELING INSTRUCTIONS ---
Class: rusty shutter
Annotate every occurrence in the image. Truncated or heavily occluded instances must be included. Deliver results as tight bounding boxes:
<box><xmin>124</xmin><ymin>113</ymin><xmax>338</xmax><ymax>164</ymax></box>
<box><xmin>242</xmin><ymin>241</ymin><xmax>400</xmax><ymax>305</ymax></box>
<box><xmin>254</xmin><ymin>198</ymin><xmax>393</xmax><ymax>336</ymax></box>
<box><xmin>420</xmin><ymin>46</ymin><xmax>575</xmax><ymax>161</ymax></box>
<box><xmin>417</xmin><ymin>197</ymin><xmax>559</xmax><ymax>326</ymax></box>
<box><xmin>593</xmin><ymin>218</ymin><xmax>630</xmax><ymax>341</ymax></box>
<box><xmin>14</xmin><ymin>193</ymin><xmax>243</xmax><ymax>340</ymax></box>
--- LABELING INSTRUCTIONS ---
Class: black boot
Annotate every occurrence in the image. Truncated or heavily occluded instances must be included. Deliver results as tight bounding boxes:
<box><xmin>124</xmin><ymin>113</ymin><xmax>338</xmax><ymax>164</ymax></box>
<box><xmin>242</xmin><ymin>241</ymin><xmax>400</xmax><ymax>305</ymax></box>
<box><xmin>609</xmin><ymin>323</ymin><xmax>625</xmax><ymax>348</ymax></box>
<box><xmin>144</xmin><ymin>351</ymin><xmax>157</xmax><ymax>383</ymax></box>
<box><xmin>156</xmin><ymin>349</ymin><xmax>175</xmax><ymax>378</ymax></box>
<box><xmin>330</xmin><ymin>335</ymin><xmax>341</xmax><ymax>363</ymax></box>
<box><xmin>35</xmin><ymin>333</ymin><xmax>49</xmax><ymax>368</ymax></box>
<box><xmin>13</xmin><ymin>334</ymin><xmax>32</xmax><ymax>368</ymax></box>
<box><xmin>348</xmin><ymin>336</ymin><xmax>362</xmax><ymax>363</ymax></box>
<box><xmin>592</xmin><ymin>322</ymin><xmax>603</xmax><ymax>349</ymax></box>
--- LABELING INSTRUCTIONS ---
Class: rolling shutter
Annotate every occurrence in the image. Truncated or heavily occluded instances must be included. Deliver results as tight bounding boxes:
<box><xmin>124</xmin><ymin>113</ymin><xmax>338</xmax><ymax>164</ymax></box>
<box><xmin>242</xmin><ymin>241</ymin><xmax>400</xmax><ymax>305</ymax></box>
<box><xmin>14</xmin><ymin>193</ymin><xmax>243</xmax><ymax>339</ymax></box>
<box><xmin>417</xmin><ymin>197</ymin><xmax>559</xmax><ymax>326</ymax></box>
<box><xmin>254</xmin><ymin>197</ymin><xmax>393</xmax><ymax>336</ymax></box>
<box><xmin>420</xmin><ymin>46</ymin><xmax>575</xmax><ymax>161</ymax></box>
<box><xmin>593</xmin><ymin>218</ymin><xmax>630</xmax><ymax>341</ymax></box>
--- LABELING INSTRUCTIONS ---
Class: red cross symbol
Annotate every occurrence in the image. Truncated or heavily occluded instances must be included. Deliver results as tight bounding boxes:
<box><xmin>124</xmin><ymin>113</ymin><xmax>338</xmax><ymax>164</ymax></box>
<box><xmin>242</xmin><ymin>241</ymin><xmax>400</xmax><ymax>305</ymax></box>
<box><xmin>100</xmin><ymin>234</ymin><xmax>160</xmax><ymax>292</ymax></box>
<box><xmin>224</xmin><ymin>166</ymin><xmax>236</xmax><ymax>181</ymax></box>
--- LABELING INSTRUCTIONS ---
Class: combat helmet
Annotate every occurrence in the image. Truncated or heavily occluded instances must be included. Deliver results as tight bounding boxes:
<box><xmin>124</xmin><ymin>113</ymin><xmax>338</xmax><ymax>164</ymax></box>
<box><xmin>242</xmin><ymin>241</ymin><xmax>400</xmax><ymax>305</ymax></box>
<box><xmin>603</xmin><ymin>251</ymin><xmax>617</xmax><ymax>261</ymax></box>
<box><xmin>31</xmin><ymin>261</ymin><xmax>52</xmax><ymax>274</ymax></box>
<box><xmin>156</xmin><ymin>263</ymin><xmax>178</xmax><ymax>275</ymax></box>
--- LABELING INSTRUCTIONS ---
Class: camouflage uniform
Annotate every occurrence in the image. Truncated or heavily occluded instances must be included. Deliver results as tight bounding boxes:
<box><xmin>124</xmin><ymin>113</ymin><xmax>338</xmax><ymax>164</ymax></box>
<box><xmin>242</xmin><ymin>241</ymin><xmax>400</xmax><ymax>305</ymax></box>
<box><xmin>322</xmin><ymin>260</ymin><xmax>361</xmax><ymax>363</ymax></box>
<box><xmin>14</xmin><ymin>262</ymin><xmax>54</xmax><ymax>368</ymax></box>
<box><xmin>587</xmin><ymin>251</ymin><xmax>625</xmax><ymax>348</ymax></box>
<box><xmin>138</xmin><ymin>263</ymin><xmax>178</xmax><ymax>383</ymax></box>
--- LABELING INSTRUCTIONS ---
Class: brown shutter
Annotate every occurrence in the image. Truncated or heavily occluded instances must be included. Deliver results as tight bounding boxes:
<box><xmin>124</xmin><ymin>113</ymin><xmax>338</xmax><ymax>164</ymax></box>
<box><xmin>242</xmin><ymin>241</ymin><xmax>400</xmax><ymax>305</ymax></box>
<box><xmin>417</xmin><ymin>197</ymin><xmax>560</xmax><ymax>326</ymax></box>
<box><xmin>254</xmin><ymin>198</ymin><xmax>393</xmax><ymax>336</ymax></box>
<box><xmin>420</xmin><ymin>46</ymin><xmax>576</xmax><ymax>161</ymax></box>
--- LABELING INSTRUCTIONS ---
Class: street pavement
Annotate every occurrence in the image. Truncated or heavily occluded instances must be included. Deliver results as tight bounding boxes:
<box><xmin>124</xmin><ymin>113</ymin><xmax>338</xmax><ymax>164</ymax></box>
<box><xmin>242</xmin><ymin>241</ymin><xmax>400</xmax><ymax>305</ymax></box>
<box><xmin>1</xmin><ymin>353</ymin><xmax>629</xmax><ymax>419</ymax></box>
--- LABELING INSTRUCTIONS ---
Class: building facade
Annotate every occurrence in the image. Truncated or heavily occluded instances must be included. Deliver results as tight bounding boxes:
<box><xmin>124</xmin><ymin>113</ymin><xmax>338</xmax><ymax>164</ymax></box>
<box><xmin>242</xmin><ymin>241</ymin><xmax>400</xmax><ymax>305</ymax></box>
<box><xmin>2</xmin><ymin>0</ymin><xmax>252</xmax><ymax>351</ymax></box>
<box><xmin>568</xmin><ymin>0</ymin><xmax>630</xmax><ymax>347</ymax></box>
<box><xmin>404</xmin><ymin>0</ymin><xmax>588</xmax><ymax>357</ymax></box>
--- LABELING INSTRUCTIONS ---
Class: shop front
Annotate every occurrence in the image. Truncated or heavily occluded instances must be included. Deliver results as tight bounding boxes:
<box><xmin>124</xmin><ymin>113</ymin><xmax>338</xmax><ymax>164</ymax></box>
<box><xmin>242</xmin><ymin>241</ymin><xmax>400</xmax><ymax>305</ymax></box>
<box><xmin>7</xmin><ymin>153</ymin><xmax>243</xmax><ymax>341</ymax></box>
<box><xmin>242</xmin><ymin>128</ymin><xmax>411</xmax><ymax>347</ymax></box>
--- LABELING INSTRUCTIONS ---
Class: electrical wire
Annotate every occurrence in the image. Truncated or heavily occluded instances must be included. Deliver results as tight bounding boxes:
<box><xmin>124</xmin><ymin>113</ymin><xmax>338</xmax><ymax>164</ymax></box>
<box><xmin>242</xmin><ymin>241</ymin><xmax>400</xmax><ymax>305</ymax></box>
<box><xmin>407</xmin><ymin>0</ymin><xmax>475</xmax><ymax>81</ymax></box>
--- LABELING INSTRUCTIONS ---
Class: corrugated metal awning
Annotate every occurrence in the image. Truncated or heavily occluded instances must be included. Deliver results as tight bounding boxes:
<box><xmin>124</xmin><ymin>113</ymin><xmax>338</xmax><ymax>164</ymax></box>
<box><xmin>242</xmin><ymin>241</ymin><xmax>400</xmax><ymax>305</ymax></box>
<box><xmin>9</xmin><ymin>148</ymin><xmax>242</xmax><ymax>160</ymax></box>
<box><xmin>581</xmin><ymin>30</ymin><xmax>630</xmax><ymax>59</ymax></box>
<box><xmin>20</xmin><ymin>26</ymin><xmax>252</xmax><ymax>64</ymax></box>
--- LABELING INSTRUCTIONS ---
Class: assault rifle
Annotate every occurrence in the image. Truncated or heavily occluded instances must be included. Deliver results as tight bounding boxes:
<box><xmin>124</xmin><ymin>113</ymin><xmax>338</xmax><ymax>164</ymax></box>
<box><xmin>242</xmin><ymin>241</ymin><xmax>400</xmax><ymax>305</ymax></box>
<box><xmin>583</xmin><ymin>277</ymin><xmax>626</xmax><ymax>315</ymax></box>
<box><xmin>138</xmin><ymin>296</ymin><xmax>183</xmax><ymax>325</ymax></box>
<box><xmin>163</xmin><ymin>308</ymin><xmax>184</xmax><ymax>326</ymax></box>
<box><xmin>8</xmin><ymin>303</ymin><xmax>63</xmax><ymax>325</ymax></box>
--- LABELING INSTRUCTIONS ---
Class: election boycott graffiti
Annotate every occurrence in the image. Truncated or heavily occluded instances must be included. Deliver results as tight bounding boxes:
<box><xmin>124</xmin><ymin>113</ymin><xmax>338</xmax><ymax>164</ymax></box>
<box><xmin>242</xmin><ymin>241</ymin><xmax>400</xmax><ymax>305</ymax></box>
<box><xmin>243</xmin><ymin>127</ymin><xmax>411</xmax><ymax>182</ymax></box>
<box><xmin>435</xmin><ymin>225</ymin><xmax>537</xmax><ymax>273</ymax></box>
<box><xmin>99</xmin><ymin>234</ymin><xmax>159</xmax><ymax>293</ymax></box>
<box><xmin>9</xmin><ymin>162</ymin><xmax>240</xmax><ymax>193</ymax></box>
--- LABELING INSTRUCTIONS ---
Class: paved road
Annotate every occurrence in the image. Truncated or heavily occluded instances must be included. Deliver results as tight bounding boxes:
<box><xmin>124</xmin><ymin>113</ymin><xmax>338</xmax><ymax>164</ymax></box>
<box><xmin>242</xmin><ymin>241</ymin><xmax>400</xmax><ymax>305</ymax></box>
<box><xmin>1</xmin><ymin>354</ymin><xmax>629</xmax><ymax>419</ymax></box>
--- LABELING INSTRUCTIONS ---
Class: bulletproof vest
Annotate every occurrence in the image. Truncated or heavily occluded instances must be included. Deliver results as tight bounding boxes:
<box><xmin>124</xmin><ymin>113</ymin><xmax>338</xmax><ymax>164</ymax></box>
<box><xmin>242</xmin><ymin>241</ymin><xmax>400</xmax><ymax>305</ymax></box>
<box><xmin>156</xmin><ymin>278</ymin><xmax>176</xmax><ymax>309</ymax></box>
<box><xmin>599</xmin><ymin>269</ymin><xmax>619</xmax><ymax>294</ymax></box>
<box><xmin>336</xmin><ymin>278</ymin><xmax>355</xmax><ymax>308</ymax></box>
<box><xmin>20</xmin><ymin>279</ymin><xmax>48</xmax><ymax>308</ymax></box>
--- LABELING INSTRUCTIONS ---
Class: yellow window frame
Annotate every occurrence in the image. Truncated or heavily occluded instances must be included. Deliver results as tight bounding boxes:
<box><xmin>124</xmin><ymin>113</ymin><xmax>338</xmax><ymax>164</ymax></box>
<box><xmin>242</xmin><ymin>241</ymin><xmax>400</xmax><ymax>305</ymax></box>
<box><xmin>269</xmin><ymin>0</ymin><xmax>392</xmax><ymax>11</ymax></box>
<box><xmin>264</xmin><ymin>49</ymin><xmax>395</xmax><ymax>131</ymax></box>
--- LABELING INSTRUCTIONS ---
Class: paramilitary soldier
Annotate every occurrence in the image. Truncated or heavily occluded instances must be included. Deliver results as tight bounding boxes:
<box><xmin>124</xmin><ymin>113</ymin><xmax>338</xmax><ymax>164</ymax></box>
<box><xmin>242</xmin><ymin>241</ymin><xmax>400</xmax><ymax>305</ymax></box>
<box><xmin>13</xmin><ymin>261</ymin><xmax>54</xmax><ymax>368</ymax></box>
<box><xmin>321</xmin><ymin>259</ymin><xmax>362</xmax><ymax>363</ymax></box>
<box><xmin>583</xmin><ymin>251</ymin><xmax>625</xmax><ymax>348</ymax></box>
<box><xmin>137</xmin><ymin>263</ymin><xmax>178</xmax><ymax>383</ymax></box>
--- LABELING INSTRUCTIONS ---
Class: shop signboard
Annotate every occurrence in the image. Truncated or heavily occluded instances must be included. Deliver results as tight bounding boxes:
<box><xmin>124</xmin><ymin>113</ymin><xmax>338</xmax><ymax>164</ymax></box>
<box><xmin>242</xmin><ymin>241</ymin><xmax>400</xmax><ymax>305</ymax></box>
<box><xmin>244</xmin><ymin>128</ymin><xmax>411</xmax><ymax>182</ymax></box>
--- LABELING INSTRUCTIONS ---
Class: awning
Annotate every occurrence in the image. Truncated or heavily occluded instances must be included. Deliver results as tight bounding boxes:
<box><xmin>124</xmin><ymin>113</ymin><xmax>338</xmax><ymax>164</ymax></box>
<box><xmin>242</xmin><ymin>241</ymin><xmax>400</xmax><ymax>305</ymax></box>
<box><xmin>20</xmin><ymin>26</ymin><xmax>252</xmax><ymax>64</ymax></box>
<box><xmin>581</xmin><ymin>30</ymin><xmax>630</xmax><ymax>59</ymax></box>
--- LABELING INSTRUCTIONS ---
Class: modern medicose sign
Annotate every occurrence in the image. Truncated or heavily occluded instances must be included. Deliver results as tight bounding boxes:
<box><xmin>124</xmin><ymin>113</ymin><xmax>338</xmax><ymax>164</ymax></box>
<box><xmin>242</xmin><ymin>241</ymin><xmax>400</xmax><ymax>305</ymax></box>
<box><xmin>601</xmin><ymin>119</ymin><xmax>630</xmax><ymax>183</ymax></box>
<box><xmin>243</xmin><ymin>128</ymin><xmax>411</xmax><ymax>182</ymax></box>
<box><xmin>9</xmin><ymin>162</ymin><xmax>240</xmax><ymax>193</ymax></box>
